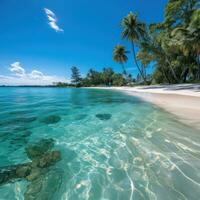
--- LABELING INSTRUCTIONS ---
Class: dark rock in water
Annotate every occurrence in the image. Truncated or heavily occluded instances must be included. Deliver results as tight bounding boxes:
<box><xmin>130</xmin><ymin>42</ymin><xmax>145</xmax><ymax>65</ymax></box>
<box><xmin>16</xmin><ymin>165</ymin><xmax>31</xmax><ymax>178</ymax></box>
<box><xmin>24</xmin><ymin>174</ymin><xmax>44</xmax><ymax>199</ymax></box>
<box><xmin>96</xmin><ymin>113</ymin><xmax>112</xmax><ymax>121</ymax></box>
<box><xmin>22</xmin><ymin>130</ymin><xmax>32</xmax><ymax>138</ymax></box>
<box><xmin>26</xmin><ymin>168</ymin><xmax>43</xmax><ymax>181</ymax></box>
<box><xmin>40</xmin><ymin>115</ymin><xmax>61</xmax><ymax>124</ymax></box>
<box><xmin>0</xmin><ymin>166</ymin><xmax>16</xmax><ymax>185</ymax></box>
<box><xmin>0</xmin><ymin>138</ymin><xmax>62</xmax><ymax>196</ymax></box>
<box><xmin>24</xmin><ymin>168</ymin><xmax>63</xmax><ymax>200</ymax></box>
<box><xmin>26</xmin><ymin>138</ymin><xmax>54</xmax><ymax>160</ymax></box>
<box><xmin>37</xmin><ymin>151</ymin><xmax>61</xmax><ymax>168</ymax></box>
<box><xmin>0</xmin><ymin>163</ymin><xmax>31</xmax><ymax>185</ymax></box>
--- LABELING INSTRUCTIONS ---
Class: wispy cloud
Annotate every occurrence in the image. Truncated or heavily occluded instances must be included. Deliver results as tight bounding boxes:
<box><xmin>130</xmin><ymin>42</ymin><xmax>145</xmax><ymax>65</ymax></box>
<box><xmin>44</xmin><ymin>8</ymin><xmax>63</xmax><ymax>32</ymax></box>
<box><xmin>0</xmin><ymin>62</ymin><xmax>68</xmax><ymax>86</ymax></box>
<box><xmin>30</xmin><ymin>70</ymin><xmax>44</xmax><ymax>79</ymax></box>
<box><xmin>10</xmin><ymin>62</ymin><xmax>26</xmax><ymax>77</ymax></box>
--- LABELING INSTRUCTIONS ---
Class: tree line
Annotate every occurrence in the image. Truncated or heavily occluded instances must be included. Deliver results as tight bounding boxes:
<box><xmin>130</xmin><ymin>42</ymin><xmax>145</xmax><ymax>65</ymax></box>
<box><xmin>55</xmin><ymin>66</ymin><xmax>134</xmax><ymax>87</ymax></box>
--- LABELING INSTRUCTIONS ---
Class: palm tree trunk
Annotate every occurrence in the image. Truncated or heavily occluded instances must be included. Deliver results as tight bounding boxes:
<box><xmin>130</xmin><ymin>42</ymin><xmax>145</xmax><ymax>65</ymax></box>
<box><xmin>121</xmin><ymin>62</ymin><xmax>128</xmax><ymax>79</ymax></box>
<box><xmin>182</xmin><ymin>67</ymin><xmax>189</xmax><ymax>83</ymax></box>
<box><xmin>197</xmin><ymin>54</ymin><xmax>200</xmax><ymax>80</ymax></box>
<box><xmin>161</xmin><ymin>66</ymin><xmax>171</xmax><ymax>84</ymax></box>
<box><xmin>131</xmin><ymin>42</ymin><xmax>147</xmax><ymax>84</ymax></box>
<box><xmin>141</xmin><ymin>64</ymin><xmax>146</xmax><ymax>80</ymax></box>
<box><xmin>165</xmin><ymin>58</ymin><xmax>179</xmax><ymax>83</ymax></box>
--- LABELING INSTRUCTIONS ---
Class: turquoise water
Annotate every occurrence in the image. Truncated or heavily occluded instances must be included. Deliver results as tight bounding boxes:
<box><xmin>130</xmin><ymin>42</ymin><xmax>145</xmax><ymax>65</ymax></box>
<box><xmin>0</xmin><ymin>87</ymin><xmax>200</xmax><ymax>200</ymax></box>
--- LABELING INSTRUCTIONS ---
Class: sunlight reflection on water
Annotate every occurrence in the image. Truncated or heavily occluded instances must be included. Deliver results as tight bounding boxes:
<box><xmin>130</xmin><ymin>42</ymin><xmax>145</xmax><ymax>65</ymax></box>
<box><xmin>0</xmin><ymin>87</ymin><xmax>200</xmax><ymax>200</ymax></box>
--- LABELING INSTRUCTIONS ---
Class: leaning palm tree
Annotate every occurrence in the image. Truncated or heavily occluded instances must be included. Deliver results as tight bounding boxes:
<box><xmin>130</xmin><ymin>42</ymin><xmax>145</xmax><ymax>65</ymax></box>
<box><xmin>121</xmin><ymin>12</ymin><xmax>147</xmax><ymax>83</ymax></box>
<box><xmin>113</xmin><ymin>45</ymin><xmax>128</xmax><ymax>78</ymax></box>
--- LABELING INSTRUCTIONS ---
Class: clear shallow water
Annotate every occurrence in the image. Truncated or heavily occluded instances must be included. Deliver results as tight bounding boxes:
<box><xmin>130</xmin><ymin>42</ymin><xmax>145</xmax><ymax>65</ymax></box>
<box><xmin>0</xmin><ymin>87</ymin><xmax>200</xmax><ymax>200</ymax></box>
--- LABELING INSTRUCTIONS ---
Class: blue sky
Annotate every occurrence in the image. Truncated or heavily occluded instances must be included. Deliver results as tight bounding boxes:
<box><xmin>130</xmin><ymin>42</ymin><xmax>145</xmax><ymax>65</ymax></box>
<box><xmin>0</xmin><ymin>0</ymin><xmax>167</xmax><ymax>85</ymax></box>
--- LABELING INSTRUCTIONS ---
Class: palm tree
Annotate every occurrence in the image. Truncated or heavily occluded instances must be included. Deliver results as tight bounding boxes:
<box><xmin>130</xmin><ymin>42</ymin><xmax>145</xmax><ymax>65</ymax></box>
<box><xmin>113</xmin><ymin>45</ymin><xmax>128</xmax><ymax>78</ymax></box>
<box><xmin>189</xmin><ymin>9</ymin><xmax>200</xmax><ymax>80</ymax></box>
<box><xmin>172</xmin><ymin>25</ymin><xmax>200</xmax><ymax>80</ymax></box>
<box><xmin>121</xmin><ymin>12</ymin><xmax>147</xmax><ymax>83</ymax></box>
<box><xmin>138</xmin><ymin>37</ymin><xmax>173</xmax><ymax>83</ymax></box>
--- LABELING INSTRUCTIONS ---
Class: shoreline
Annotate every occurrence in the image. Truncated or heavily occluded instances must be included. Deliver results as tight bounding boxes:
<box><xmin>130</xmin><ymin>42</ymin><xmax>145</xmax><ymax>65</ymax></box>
<box><xmin>90</xmin><ymin>84</ymin><xmax>200</xmax><ymax>130</ymax></box>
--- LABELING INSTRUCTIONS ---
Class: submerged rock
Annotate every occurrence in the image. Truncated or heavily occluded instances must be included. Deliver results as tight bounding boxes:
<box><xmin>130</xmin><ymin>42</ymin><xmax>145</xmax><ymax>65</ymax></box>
<box><xmin>0</xmin><ymin>137</ymin><xmax>63</xmax><ymax>200</ymax></box>
<box><xmin>37</xmin><ymin>151</ymin><xmax>61</xmax><ymax>168</ymax></box>
<box><xmin>16</xmin><ymin>165</ymin><xmax>31</xmax><ymax>178</ymax></box>
<box><xmin>22</xmin><ymin>130</ymin><xmax>32</xmax><ymax>138</ymax></box>
<box><xmin>25</xmin><ymin>138</ymin><xmax>54</xmax><ymax>160</ymax></box>
<box><xmin>0</xmin><ymin>166</ymin><xmax>16</xmax><ymax>185</ymax></box>
<box><xmin>0</xmin><ymin>138</ymin><xmax>61</xmax><ymax>186</ymax></box>
<box><xmin>0</xmin><ymin>163</ymin><xmax>31</xmax><ymax>185</ymax></box>
<box><xmin>26</xmin><ymin>168</ymin><xmax>43</xmax><ymax>181</ymax></box>
<box><xmin>24</xmin><ymin>168</ymin><xmax>63</xmax><ymax>200</ymax></box>
<box><xmin>40</xmin><ymin>115</ymin><xmax>61</xmax><ymax>124</ymax></box>
<box><xmin>96</xmin><ymin>113</ymin><xmax>112</xmax><ymax>121</ymax></box>
<box><xmin>24</xmin><ymin>175</ymin><xmax>43</xmax><ymax>199</ymax></box>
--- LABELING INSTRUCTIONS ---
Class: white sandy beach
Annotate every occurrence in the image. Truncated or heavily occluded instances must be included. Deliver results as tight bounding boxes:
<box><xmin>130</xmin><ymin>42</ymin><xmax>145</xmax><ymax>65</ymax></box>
<box><xmin>92</xmin><ymin>84</ymin><xmax>200</xmax><ymax>130</ymax></box>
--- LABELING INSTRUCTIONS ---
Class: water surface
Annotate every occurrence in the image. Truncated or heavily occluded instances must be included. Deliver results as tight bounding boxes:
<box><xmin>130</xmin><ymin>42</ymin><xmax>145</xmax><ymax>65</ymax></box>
<box><xmin>0</xmin><ymin>87</ymin><xmax>200</xmax><ymax>200</ymax></box>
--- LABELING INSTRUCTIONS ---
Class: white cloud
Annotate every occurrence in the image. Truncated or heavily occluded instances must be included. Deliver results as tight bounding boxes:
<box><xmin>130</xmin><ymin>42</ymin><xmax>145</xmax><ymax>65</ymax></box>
<box><xmin>44</xmin><ymin>8</ymin><xmax>63</xmax><ymax>32</ymax></box>
<box><xmin>44</xmin><ymin>8</ymin><xmax>55</xmax><ymax>17</ymax></box>
<box><xmin>0</xmin><ymin>62</ymin><xmax>68</xmax><ymax>86</ymax></box>
<box><xmin>49</xmin><ymin>21</ymin><xmax>63</xmax><ymax>32</ymax></box>
<box><xmin>30</xmin><ymin>70</ymin><xmax>44</xmax><ymax>79</ymax></box>
<box><xmin>47</xmin><ymin>15</ymin><xmax>56</xmax><ymax>22</ymax></box>
<box><xmin>10</xmin><ymin>62</ymin><xmax>26</xmax><ymax>77</ymax></box>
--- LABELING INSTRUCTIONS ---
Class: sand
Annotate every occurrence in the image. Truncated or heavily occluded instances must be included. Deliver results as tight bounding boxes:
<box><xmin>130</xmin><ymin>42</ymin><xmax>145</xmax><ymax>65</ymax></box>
<box><xmin>91</xmin><ymin>84</ymin><xmax>200</xmax><ymax>130</ymax></box>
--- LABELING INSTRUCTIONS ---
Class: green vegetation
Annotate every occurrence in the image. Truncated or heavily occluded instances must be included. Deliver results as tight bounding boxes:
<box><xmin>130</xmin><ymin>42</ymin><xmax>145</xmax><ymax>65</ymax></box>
<box><xmin>55</xmin><ymin>67</ymin><xmax>131</xmax><ymax>87</ymax></box>
<box><xmin>116</xmin><ymin>0</ymin><xmax>200</xmax><ymax>84</ymax></box>
<box><xmin>80</xmin><ymin>67</ymin><xmax>128</xmax><ymax>87</ymax></box>
<box><xmin>56</xmin><ymin>0</ymin><xmax>200</xmax><ymax>87</ymax></box>
<box><xmin>71</xmin><ymin>66</ymin><xmax>82</xmax><ymax>86</ymax></box>
<box><xmin>121</xmin><ymin>12</ymin><xmax>147</xmax><ymax>84</ymax></box>
<box><xmin>113</xmin><ymin>45</ymin><xmax>129</xmax><ymax>79</ymax></box>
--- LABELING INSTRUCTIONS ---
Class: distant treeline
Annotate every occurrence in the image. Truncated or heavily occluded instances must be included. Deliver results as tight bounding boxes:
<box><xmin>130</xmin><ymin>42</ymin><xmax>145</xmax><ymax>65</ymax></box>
<box><xmin>55</xmin><ymin>66</ymin><xmax>135</xmax><ymax>87</ymax></box>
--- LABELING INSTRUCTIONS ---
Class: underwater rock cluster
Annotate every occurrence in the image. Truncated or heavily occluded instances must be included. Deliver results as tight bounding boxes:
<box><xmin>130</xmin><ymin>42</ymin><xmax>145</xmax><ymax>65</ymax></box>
<box><xmin>95</xmin><ymin>113</ymin><xmax>112</xmax><ymax>120</ymax></box>
<box><xmin>0</xmin><ymin>138</ymin><xmax>61</xmax><ymax>186</ymax></box>
<box><xmin>25</xmin><ymin>138</ymin><xmax>55</xmax><ymax>160</ymax></box>
<box><xmin>40</xmin><ymin>115</ymin><xmax>61</xmax><ymax>124</ymax></box>
<box><xmin>24</xmin><ymin>167</ymin><xmax>63</xmax><ymax>200</ymax></box>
